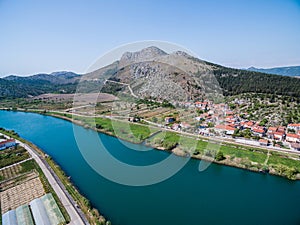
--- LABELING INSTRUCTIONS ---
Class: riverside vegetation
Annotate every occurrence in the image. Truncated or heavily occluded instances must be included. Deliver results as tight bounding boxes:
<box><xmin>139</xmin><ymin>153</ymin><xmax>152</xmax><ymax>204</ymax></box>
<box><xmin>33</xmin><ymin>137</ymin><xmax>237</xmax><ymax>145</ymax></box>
<box><xmin>45</xmin><ymin>111</ymin><xmax>300</xmax><ymax>180</ymax></box>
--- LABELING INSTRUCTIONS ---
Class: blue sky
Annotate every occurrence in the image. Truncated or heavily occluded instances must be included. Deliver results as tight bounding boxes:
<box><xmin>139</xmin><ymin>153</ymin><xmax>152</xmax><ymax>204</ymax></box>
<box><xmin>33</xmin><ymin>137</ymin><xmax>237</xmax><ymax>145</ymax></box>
<box><xmin>0</xmin><ymin>0</ymin><xmax>300</xmax><ymax>76</ymax></box>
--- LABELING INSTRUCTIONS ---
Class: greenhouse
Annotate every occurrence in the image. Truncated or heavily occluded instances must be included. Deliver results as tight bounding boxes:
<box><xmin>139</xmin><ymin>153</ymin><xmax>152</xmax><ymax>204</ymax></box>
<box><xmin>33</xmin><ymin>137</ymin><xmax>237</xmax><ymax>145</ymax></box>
<box><xmin>16</xmin><ymin>205</ymin><xmax>34</xmax><ymax>225</ymax></box>
<box><xmin>2</xmin><ymin>210</ymin><xmax>18</xmax><ymax>225</ymax></box>
<box><xmin>2</xmin><ymin>194</ymin><xmax>65</xmax><ymax>225</ymax></box>
<box><xmin>41</xmin><ymin>193</ymin><xmax>65</xmax><ymax>225</ymax></box>
<box><xmin>29</xmin><ymin>198</ymin><xmax>51</xmax><ymax>225</ymax></box>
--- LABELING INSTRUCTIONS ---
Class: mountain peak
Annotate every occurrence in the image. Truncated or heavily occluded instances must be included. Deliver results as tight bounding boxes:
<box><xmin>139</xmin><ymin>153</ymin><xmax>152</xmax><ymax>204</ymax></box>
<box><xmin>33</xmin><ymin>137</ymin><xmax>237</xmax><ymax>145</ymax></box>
<box><xmin>119</xmin><ymin>46</ymin><xmax>167</xmax><ymax>67</ymax></box>
<box><xmin>172</xmin><ymin>50</ymin><xmax>195</xmax><ymax>59</ymax></box>
<box><xmin>50</xmin><ymin>71</ymin><xmax>80</xmax><ymax>79</ymax></box>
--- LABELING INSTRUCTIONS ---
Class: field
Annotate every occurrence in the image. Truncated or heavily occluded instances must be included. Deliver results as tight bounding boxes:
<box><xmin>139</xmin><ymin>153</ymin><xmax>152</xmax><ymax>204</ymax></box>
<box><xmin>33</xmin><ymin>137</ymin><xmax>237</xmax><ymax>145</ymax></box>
<box><xmin>0</xmin><ymin>145</ymin><xmax>31</xmax><ymax>168</ymax></box>
<box><xmin>0</xmin><ymin>93</ymin><xmax>117</xmax><ymax>111</ymax></box>
<box><xmin>0</xmin><ymin>164</ymin><xmax>22</xmax><ymax>181</ymax></box>
<box><xmin>0</xmin><ymin>176</ymin><xmax>45</xmax><ymax>214</ymax></box>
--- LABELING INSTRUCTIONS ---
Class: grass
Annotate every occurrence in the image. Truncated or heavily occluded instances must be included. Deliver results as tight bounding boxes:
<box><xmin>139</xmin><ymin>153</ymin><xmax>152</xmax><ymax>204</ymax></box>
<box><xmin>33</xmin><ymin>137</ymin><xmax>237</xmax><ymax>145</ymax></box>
<box><xmin>147</xmin><ymin>130</ymin><xmax>300</xmax><ymax>179</ymax></box>
<box><xmin>268</xmin><ymin>155</ymin><xmax>300</xmax><ymax>171</ymax></box>
<box><xmin>220</xmin><ymin>145</ymin><xmax>267</xmax><ymax>164</ymax></box>
<box><xmin>0</xmin><ymin>146</ymin><xmax>30</xmax><ymax>168</ymax></box>
<box><xmin>49</xmin><ymin>112</ymin><xmax>156</xmax><ymax>143</ymax></box>
<box><xmin>20</xmin><ymin>159</ymin><xmax>36</xmax><ymax>173</ymax></box>
<box><xmin>149</xmin><ymin>131</ymin><xmax>180</xmax><ymax>150</ymax></box>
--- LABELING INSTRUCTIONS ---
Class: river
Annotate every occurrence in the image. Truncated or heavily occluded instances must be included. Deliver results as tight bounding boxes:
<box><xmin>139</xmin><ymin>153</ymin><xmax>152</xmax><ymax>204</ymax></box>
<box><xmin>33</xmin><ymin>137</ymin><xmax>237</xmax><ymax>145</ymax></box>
<box><xmin>0</xmin><ymin>110</ymin><xmax>300</xmax><ymax>225</ymax></box>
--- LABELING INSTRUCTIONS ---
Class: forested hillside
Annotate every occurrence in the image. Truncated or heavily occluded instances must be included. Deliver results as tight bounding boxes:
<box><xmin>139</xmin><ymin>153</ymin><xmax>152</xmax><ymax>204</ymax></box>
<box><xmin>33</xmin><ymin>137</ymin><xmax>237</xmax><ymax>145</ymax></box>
<box><xmin>212</xmin><ymin>65</ymin><xmax>300</xmax><ymax>97</ymax></box>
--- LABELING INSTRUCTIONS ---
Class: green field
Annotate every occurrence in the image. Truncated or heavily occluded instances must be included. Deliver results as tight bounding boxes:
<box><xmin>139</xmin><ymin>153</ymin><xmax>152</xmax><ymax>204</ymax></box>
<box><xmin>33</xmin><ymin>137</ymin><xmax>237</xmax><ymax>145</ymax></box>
<box><xmin>0</xmin><ymin>145</ymin><xmax>30</xmax><ymax>168</ymax></box>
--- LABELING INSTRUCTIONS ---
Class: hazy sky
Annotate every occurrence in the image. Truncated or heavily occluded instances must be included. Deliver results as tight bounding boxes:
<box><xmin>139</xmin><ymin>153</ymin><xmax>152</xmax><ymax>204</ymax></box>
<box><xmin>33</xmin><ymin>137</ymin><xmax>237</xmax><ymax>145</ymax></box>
<box><xmin>0</xmin><ymin>0</ymin><xmax>300</xmax><ymax>76</ymax></box>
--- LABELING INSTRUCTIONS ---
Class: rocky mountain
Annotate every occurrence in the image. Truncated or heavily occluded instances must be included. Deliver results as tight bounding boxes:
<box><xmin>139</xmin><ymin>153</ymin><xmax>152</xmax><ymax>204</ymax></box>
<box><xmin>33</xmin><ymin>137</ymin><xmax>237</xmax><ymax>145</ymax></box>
<box><xmin>83</xmin><ymin>46</ymin><xmax>300</xmax><ymax>101</ymax></box>
<box><xmin>247</xmin><ymin>66</ymin><xmax>300</xmax><ymax>77</ymax></box>
<box><xmin>119</xmin><ymin>46</ymin><xmax>167</xmax><ymax>68</ymax></box>
<box><xmin>1</xmin><ymin>47</ymin><xmax>300</xmax><ymax>100</ymax></box>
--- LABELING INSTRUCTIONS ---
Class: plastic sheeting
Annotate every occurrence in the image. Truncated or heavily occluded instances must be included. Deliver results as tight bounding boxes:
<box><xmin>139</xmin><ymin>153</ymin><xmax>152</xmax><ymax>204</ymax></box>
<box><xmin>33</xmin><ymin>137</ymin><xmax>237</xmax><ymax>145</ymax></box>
<box><xmin>29</xmin><ymin>198</ymin><xmax>51</xmax><ymax>225</ymax></box>
<box><xmin>2</xmin><ymin>210</ymin><xmax>18</xmax><ymax>225</ymax></box>
<box><xmin>41</xmin><ymin>193</ymin><xmax>65</xmax><ymax>225</ymax></box>
<box><xmin>16</xmin><ymin>205</ymin><xmax>34</xmax><ymax>225</ymax></box>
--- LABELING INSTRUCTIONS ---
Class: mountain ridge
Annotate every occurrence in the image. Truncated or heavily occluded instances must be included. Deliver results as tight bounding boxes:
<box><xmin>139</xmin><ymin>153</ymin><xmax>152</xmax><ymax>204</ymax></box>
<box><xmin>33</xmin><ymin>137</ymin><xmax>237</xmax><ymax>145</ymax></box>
<box><xmin>1</xmin><ymin>47</ymin><xmax>300</xmax><ymax>99</ymax></box>
<box><xmin>247</xmin><ymin>65</ymin><xmax>300</xmax><ymax>77</ymax></box>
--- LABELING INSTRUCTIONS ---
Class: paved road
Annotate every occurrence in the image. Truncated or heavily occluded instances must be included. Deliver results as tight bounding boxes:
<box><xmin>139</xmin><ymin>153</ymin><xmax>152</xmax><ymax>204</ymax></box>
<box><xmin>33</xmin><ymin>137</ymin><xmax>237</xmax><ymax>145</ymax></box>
<box><xmin>141</xmin><ymin>119</ymin><xmax>300</xmax><ymax>156</ymax></box>
<box><xmin>0</xmin><ymin>133</ymin><xmax>89</xmax><ymax>225</ymax></box>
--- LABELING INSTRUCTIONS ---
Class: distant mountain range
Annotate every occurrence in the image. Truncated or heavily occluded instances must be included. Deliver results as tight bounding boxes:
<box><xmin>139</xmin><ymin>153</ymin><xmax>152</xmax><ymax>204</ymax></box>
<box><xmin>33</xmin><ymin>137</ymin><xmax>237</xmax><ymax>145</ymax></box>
<box><xmin>4</xmin><ymin>71</ymin><xmax>81</xmax><ymax>84</ymax></box>
<box><xmin>247</xmin><ymin>66</ymin><xmax>300</xmax><ymax>77</ymax></box>
<box><xmin>1</xmin><ymin>47</ymin><xmax>300</xmax><ymax>99</ymax></box>
<box><xmin>0</xmin><ymin>72</ymin><xmax>81</xmax><ymax>98</ymax></box>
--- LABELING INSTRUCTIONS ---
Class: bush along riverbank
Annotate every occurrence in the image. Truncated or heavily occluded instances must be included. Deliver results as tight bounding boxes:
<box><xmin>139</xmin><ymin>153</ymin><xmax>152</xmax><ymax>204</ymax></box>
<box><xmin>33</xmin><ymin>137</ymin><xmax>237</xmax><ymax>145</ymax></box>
<box><xmin>0</xmin><ymin>127</ymin><xmax>112</xmax><ymax>225</ymax></box>
<box><xmin>44</xmin><ymin>111</ymin><xmax>300</xmax><ymax>181</ymax></box>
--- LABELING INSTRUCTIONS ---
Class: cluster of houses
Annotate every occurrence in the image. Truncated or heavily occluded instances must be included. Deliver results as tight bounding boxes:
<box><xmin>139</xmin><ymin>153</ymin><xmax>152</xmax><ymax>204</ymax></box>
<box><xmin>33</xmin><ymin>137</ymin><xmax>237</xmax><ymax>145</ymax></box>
<box><xmin>0</xmin><ymin>138</ymin><xmax>16</xmax><ymax>150</ymax></box>
<box><xmin>213</xmin><ymin>114</ymin><xmax>300</xmax><ymax>150</ymax></box>
<box><xmin>164</xmin><ymin>101</ymin><xmax>300</xmax><ymax>151</ymax></box>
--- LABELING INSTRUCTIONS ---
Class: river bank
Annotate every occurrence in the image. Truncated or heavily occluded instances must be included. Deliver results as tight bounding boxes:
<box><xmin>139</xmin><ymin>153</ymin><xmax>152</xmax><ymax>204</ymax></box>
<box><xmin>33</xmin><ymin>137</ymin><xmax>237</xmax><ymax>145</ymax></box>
<box><xmin>38</xmin><ymin>110</ymin><xmax>300</xmax><ymax>181</ymax></box>
<box><xmin>1</xmin><ymin>109</ymin><xmax>300</xmax><ymax>225</ymax></box>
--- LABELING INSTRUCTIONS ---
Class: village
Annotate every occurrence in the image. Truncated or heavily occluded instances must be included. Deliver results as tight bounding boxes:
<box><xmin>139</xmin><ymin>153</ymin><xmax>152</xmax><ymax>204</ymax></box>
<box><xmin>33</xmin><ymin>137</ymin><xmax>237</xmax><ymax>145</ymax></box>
<box><xmin>146</xmin><ymin>100</ymin><xmax>300</xmax><ymax>152</ymax></box>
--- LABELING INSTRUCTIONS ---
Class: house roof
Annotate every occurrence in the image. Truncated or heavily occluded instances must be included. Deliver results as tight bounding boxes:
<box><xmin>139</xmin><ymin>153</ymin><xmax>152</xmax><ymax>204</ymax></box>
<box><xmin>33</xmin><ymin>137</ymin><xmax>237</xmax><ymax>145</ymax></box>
<box><xmin>274</xmin><ymin>132</ymin><xmax>284</xmax><ymax>136</ymax></box>
<box><xmin>0</xmin><ymin>139</ymin><xmax>15</xmax><ymax>145</ymax></box>
<box><xmin>225</xmin><ymin>116</ymin><xmax>234</xmax><ymax>120</ymax></box>
<box><xmin>245</xmin><ymin>121</ymin><xmax>255</xmax><ymax>127</ymax></box>
<box><xmin>215</xmin><ymin>125</ymin><xmax>235</xmax><ymax>131</ymax></box>
<box><xmin>253</xmin><ymin>128</ymin><xmax>265</xmax><ymax>133</ymax></box>
<box><xmin>286</xmin><ymin>133</ymin><xmax>300</xmax><ymax>139</ymax></box>
<box><xmin>268</xmin><ymin>127</ymin><xmax>278</xmax><ymax>132</ymax></box>
<box><xmin>180</xmin><ymin>122</ymin><xmax>191</xmax><ymax>127</ymax></box>
<box><xmin>288</xmin><ymin>124</ymin><xmax>300</xmax><ymax>127</ymax></box>
<box><xmin>259</xmin><ymin>139</ymin><xmax>269</xmax><ymax>143</ymax></box>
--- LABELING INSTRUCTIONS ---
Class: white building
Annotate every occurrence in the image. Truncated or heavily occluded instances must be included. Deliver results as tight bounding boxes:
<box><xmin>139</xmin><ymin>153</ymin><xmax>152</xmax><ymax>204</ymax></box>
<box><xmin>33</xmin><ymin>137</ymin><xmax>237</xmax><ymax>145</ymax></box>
<box><xmin>287</xmin><ymin>124</ymin><xmax>300</xmax><ymax>132</ymax></box>
<box><xmin>286</xmin><ymin>133</ymin><xmax>300</xmax><ymax>143</ymax></box>
<box><xmin>0</xmin><ymin>139</ymin><xmax>16</xmax><ymax>150</ymax></box>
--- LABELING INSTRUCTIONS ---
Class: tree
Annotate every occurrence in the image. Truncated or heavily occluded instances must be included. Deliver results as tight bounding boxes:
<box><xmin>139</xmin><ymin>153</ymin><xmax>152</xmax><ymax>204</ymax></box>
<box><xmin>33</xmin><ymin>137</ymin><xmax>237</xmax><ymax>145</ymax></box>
<box><xmin>287</xmin><ymin>128</ymin><xmax>296</xmax><ymax>134</ymax></box>
<box><xmin>96</xmin><ymin>124</ymin><xmax>103</xmax><ymax>129</ymax></box>
<box><xmin>232</xmin><ymin>128</ymin><xmax>240</xmax><ymax>138</ymax></box>
<box><xmin>207</xmin><ymin>122</ymin><xmax>214</xmax><ymax>128</ymax></box>
<box><xmin>215</xmin><ymin>151</ymin><xmax>226</xmax><ymax>161</ymax></box>
<box><xmin>259</xmin><ymin>118</ymin><xmax>268</xmax><ymax>126</ymax></box>
<box><xmin>152</xmin><ymin>117</ymin><xmax>158</xmax><ymax>123</ymax></box>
